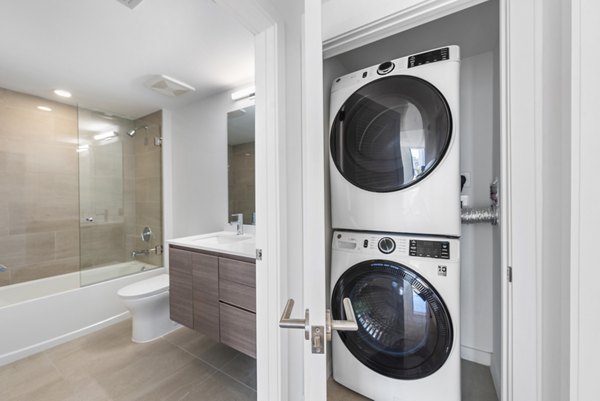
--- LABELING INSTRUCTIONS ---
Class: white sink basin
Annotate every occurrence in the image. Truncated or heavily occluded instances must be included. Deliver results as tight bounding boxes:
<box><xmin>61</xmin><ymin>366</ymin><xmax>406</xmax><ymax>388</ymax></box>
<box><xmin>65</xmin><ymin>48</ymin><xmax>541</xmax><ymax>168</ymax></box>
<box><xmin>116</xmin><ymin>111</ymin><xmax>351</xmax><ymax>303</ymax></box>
<box><xmin>192</xmin><ymin>233</ymin><xmax>253</xmax><ymax>245</ymax></box>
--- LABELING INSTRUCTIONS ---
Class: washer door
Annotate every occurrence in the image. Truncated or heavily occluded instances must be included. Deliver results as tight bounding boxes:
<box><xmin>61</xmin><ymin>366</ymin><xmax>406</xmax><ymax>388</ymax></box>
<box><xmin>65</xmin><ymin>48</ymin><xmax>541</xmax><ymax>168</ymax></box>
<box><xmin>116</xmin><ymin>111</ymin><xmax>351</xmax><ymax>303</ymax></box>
<box><xmin>332</xmin><ymin>260</ymin><xmax>453</xmax><ymax>380</ymax></box>
<box><xmin>330</xmin><ymin>75</ymin><xmax>452</xmax><ymax>193</ymax></box>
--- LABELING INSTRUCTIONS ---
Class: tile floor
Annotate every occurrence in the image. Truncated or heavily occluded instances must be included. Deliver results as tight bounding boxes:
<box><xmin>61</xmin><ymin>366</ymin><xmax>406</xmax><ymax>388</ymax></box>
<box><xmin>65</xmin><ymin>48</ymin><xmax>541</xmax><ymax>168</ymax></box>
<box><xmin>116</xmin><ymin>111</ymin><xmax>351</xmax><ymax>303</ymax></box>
<box><xmin>327</xmin><ymin>359</ymin><xmax>499</xmax><ymax>401</ymax></box>
<box><xmin>0</xmin><ymin>320</ymin><xmax>256</xmax><ymax>401</ymax></box>
<box><xmin>0</xmin><ymin>320</ymin><xmax>498</xmax><ymax>401</ymax></box>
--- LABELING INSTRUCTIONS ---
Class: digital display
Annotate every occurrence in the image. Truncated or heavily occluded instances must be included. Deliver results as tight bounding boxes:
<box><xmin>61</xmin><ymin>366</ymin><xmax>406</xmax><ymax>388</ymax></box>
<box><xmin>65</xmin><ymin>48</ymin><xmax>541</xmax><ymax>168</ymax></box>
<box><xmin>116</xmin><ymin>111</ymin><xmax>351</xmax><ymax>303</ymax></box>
<box><xmin>408</xmin><ymin>47</ymin><xmax>450</xmax><ymax>68</ymax></box>
<box><xmin>409</xmin><ymin>240</ymin><xmax>450</xmax><ymax>259</ymax></box>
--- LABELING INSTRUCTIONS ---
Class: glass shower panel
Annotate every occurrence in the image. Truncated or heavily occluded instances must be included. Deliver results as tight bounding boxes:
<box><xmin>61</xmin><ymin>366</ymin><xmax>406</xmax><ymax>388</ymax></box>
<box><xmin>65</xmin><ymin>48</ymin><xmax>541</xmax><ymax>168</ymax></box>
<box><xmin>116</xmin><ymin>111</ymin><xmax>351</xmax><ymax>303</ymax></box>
<box><xmin>0</xmin><ymin>87</ymin><xmax>80</xmax><ymax>290</ymax></box>
<box><xmin>78</xmin><ymin>109</ymin><xmax>163</xmax><ymax>286</ymax></box>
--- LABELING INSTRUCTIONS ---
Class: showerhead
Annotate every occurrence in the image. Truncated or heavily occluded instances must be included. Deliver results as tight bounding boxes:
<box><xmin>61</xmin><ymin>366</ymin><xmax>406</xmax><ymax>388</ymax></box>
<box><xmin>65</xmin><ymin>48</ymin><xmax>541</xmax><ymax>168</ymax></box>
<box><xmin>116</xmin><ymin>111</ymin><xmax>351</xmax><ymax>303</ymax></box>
<box><xmin>127</xmin><ymin>125</ymin><xmax>148</xmax><ymax>137</ymax></box>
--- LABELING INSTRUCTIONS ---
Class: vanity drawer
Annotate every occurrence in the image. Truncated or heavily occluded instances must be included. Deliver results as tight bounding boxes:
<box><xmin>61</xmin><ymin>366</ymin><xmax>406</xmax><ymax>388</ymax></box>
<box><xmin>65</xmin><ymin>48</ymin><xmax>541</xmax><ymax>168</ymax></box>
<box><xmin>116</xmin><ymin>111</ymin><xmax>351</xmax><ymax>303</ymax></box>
<box><xmin>220</xmin><ymin>279</ymin><xmax>256</xmax><ymax>312</ymax></box>
<box><xmin>219</xmin><ymin>258</ymin><xmax>255</xmax><ymax>287</ymax></box>
<box><xmin>220</xmin><ymin>303</ymin><xmax>256</xmax><ymax>358</ymax></box>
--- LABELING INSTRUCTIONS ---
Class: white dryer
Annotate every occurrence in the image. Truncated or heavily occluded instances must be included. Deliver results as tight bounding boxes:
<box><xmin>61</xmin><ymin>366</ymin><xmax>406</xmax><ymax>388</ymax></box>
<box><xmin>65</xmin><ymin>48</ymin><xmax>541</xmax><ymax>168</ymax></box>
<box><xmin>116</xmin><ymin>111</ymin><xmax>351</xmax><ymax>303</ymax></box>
<box><xmin>330</xmin><ymin>230</ymin><xmax>460</xmax><ymax>401</ymax></box>
<box><xmin>329</xmin><ymin>46</ymin><xmax>461</xmax><ymax>237</ymax></box>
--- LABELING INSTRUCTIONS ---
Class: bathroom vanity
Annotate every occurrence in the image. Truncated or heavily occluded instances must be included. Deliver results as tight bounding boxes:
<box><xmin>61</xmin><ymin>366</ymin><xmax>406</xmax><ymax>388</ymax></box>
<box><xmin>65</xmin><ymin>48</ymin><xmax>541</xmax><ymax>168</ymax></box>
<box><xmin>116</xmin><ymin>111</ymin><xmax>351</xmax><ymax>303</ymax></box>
<box><xmin>167</xmin><ymin>232</ymin><xmax>256</xmax><ymax>358</ymax></box>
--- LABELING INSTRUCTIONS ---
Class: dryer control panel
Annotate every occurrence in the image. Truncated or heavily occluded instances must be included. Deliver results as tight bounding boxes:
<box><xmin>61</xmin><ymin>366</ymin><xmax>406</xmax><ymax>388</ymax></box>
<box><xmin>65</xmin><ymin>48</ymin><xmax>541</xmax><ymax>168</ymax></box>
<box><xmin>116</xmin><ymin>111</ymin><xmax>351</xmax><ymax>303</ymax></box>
<box><xmin>409</xmin><ymin>239</ymin><xmax>450</xmax><ymax>259</ymax></box>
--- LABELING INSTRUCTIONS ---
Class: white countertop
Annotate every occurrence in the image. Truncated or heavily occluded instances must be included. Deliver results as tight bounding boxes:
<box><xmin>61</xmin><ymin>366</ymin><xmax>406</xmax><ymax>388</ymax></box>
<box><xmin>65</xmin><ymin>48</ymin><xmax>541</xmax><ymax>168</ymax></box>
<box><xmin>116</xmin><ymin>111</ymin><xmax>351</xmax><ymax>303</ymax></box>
<box><xmin>167</xmin><ymin>231</ymin><xmax>256</xmax><ymax>259</ymax></box>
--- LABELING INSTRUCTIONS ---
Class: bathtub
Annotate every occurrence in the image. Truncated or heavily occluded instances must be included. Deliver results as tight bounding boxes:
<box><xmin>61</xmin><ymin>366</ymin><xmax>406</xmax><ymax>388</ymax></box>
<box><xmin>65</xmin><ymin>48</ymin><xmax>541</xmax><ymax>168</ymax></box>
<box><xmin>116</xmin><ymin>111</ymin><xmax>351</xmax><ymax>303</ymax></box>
<box><xmin>0</xmin><ymin>261</ymin><xmax>166</xmax><ymax>367</ymax></box>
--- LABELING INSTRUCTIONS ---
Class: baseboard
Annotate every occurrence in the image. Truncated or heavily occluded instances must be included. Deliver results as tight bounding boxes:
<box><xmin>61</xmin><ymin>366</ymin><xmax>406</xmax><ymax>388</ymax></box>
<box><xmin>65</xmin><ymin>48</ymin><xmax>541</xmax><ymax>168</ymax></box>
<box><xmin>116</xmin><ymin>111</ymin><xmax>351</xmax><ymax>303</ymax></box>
<box><xmin>0</xmin><ymin>312</ymin><xmax>130</xmax><ymax>367</ymax></box>
<box><xmin>460</xmin><ymin>344</ymin><xmax>492</xmax><ymax>366</ymax></box>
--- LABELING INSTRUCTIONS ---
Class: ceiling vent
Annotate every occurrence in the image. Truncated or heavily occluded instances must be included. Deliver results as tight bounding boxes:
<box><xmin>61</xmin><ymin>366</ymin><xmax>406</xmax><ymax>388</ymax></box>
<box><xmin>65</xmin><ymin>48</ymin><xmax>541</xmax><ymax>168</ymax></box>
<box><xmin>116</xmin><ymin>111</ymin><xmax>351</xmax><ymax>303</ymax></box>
<box><xmin>115</xmin><ymin>0</ymin><xmax>145</xmax><ymax>9</ymax></box>
<box><xmin>145</xmin><ymin>75</ymin><xmax>196</xmax><ymax>97</ymax></box>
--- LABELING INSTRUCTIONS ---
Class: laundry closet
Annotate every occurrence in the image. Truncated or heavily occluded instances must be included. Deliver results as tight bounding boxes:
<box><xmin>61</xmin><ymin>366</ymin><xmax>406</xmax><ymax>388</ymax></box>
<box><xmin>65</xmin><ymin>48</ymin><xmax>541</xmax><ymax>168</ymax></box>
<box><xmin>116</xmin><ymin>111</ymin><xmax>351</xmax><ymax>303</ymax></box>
<box><xmin>322</xmin><ymin>1</ymin><xmax>502</xmax><ymax>400</ymax></box>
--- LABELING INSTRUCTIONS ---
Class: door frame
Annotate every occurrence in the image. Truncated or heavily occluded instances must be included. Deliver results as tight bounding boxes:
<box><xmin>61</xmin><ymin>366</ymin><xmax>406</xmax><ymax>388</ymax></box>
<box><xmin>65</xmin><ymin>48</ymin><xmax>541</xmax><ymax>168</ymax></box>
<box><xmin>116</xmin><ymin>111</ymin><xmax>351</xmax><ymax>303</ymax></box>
<box><xmin>218</xmin><ymin>0</ymin><xmax>547</xmax><ymax>400</ymax></box>
<box><xmin>213</xmin><ymin>1</ymin><xmax>288</xmax><ymax>400</ymax></box>
<box><xmin>320</xmin><ymin>1</ymin><xmax>544</xmax><ymax>400</ymax></box>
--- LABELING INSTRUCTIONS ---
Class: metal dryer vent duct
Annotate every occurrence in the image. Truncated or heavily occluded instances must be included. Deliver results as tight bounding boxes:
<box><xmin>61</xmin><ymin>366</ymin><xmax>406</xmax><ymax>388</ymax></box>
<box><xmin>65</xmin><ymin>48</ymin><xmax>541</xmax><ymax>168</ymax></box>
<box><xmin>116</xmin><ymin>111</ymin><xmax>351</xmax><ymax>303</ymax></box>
<box><xmin>115</xmin><ymin>0</ymin><xmax>144</xmax><ymax>10</ymax></box>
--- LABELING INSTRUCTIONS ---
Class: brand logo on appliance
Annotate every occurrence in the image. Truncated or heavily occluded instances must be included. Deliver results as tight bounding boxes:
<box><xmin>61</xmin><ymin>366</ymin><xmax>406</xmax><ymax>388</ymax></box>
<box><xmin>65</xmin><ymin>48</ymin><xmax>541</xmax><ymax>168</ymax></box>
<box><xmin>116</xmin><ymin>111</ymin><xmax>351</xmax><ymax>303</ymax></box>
<box><xmin>438</xmin><ymin>265</ymin><xmax>447</xmax><ymax>276</ymax></box>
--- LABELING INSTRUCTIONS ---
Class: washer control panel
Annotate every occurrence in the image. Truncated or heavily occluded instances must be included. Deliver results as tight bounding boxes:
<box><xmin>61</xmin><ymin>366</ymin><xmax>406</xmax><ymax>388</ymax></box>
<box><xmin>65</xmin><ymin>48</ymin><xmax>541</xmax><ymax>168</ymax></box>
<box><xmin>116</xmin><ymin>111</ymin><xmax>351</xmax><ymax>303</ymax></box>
<box><xmin>333</xmin><ymin>231</ymin><xmax>458</xmax><ymax>262</ymax></box>
<box><xmin>409</xmin><ymin>239</ymin><xmax>450</xmax><ymax>259</ymax></box>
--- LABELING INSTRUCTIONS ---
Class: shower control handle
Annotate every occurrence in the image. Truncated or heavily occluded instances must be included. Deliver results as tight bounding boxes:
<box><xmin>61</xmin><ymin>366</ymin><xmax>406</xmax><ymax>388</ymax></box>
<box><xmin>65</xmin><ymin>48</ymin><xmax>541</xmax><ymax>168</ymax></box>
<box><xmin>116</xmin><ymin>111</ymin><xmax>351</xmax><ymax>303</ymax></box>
<box><xmin>85</xmin><ymin>217</ymin><xmax>94</xmax><ymax>222</ymax></box>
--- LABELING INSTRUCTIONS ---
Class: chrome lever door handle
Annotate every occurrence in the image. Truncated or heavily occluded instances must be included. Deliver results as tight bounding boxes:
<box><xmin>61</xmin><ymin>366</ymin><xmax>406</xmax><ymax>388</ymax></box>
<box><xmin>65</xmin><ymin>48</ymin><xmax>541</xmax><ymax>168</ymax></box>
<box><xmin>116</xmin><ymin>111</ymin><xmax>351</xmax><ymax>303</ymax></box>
<box><xmin>278</xmin><ymin>299</ymin><xmax>310</xmax><ymax>340</ymax></box>
<box><xmin>326</xmin><ymin>298</ymin><xmax>359</xmax><ymax>341</ymax></box>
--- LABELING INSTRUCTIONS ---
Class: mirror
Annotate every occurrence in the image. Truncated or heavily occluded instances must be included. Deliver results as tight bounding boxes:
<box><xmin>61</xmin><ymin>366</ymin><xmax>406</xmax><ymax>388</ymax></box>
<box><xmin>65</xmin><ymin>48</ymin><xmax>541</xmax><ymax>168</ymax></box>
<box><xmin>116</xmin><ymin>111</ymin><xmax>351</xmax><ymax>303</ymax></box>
<box><xmin>227</xmin><ymin>105</ymin><xmax>256</xmax><ymax>225</ymax></box>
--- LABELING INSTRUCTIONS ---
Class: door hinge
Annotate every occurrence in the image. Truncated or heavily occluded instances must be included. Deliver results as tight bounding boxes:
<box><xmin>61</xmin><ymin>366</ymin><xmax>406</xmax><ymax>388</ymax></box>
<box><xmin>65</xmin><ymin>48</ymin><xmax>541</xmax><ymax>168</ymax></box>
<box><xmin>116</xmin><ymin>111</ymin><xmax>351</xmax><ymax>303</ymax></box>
<box><xmin>507</xmin><ymin>266</ymin><xmax>512</xmax><ymax>283</ymax></box>
<box><xmin>256</xmin><ymin>249</ymin><xmax>262</xmax><ymax>261</ymax></box>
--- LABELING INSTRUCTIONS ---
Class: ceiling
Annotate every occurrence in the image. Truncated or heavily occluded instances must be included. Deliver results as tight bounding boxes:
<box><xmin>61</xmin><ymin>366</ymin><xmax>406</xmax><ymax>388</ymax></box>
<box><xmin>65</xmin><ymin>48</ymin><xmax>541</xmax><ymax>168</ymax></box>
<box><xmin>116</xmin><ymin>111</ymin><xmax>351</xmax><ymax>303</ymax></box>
<box><xmin>0</xmin><ymin>0</ymin><xmax>255</xmax><ymax>119</ymax></box>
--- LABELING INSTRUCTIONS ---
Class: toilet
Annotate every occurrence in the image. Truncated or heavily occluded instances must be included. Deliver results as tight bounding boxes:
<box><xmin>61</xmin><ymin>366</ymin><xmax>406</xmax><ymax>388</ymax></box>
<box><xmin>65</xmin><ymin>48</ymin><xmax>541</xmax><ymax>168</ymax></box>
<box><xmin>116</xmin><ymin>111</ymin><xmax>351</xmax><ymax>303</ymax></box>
<box><xmin>117</xmin><ymin>274</ymin><xmax>180</xmax><ymax>343</ymax></box>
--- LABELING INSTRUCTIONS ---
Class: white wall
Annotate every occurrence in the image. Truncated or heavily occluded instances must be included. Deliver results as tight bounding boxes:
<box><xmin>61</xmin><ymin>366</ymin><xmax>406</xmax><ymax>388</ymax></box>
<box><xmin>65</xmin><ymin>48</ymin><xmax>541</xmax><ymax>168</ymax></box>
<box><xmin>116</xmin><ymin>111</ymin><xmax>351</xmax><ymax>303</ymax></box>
<box><xmin>169</xmin><ymin>85</ymin><xmax>254</xmax><ymax>239</ymax></box>
<box><xmin>460</xmin><ymin>51</ymin><xmax>496</xmax><ymax>366</ymax></box>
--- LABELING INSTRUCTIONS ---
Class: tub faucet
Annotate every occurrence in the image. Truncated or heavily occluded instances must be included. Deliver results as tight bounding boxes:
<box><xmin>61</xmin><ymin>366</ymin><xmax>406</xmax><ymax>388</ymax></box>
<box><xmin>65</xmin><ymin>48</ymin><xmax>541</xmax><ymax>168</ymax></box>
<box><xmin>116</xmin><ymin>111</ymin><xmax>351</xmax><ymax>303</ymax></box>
<box><xmin>131</xmin><ymin>245</ymin><xmax>163</xmax><ymax>259</ymax></box>
<box><xmin>131</xmin><ymin>249</ymin><xmax>149</xmax><ymax>259</ymax></box>
<box><xmin>231</xmin><ymin>213</ymin><xmax>244</xmax><ymax>235</ymax></box>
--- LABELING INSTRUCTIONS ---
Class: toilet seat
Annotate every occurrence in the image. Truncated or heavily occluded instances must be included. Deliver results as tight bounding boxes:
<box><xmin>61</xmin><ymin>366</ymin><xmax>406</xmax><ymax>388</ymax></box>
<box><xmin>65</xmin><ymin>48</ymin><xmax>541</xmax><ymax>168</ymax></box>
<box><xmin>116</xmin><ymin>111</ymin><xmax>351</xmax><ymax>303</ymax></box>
<box><xmin>118</xmin><ymin>274</ymin><xmax>169</xmax><ymax>299</ymax></box>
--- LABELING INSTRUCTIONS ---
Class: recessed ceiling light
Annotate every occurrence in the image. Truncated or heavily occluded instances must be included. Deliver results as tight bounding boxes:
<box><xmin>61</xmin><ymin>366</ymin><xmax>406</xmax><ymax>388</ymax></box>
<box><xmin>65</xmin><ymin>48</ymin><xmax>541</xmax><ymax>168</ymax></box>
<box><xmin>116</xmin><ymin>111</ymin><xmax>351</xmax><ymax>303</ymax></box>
<box><xmin>54</xmin><ymin>89</ymin><xmax>72</xmax><ymax>98</ymax></box>
<box><xmin>37</xmin><ymin>106</ymin><xmax>52</xmax><ymax>112</ymax></box>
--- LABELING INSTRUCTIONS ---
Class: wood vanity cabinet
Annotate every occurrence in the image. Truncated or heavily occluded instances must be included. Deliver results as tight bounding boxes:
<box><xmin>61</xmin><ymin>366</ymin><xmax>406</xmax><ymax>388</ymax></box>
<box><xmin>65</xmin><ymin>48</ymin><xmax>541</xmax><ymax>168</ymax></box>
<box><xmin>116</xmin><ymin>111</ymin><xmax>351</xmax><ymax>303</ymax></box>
<box><xmin>169</xmin><ymin>245</ymin><xmax>256</xmax><ymax>358</ymax></box>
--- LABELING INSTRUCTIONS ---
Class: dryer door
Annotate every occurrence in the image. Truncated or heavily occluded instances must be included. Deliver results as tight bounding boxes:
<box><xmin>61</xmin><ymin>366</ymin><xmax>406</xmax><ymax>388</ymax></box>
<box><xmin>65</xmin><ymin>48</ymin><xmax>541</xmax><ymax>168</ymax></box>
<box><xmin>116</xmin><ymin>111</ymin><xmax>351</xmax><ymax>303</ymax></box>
<box><xmin>331</xmin><ymin>260</ymin><xmax>453</xmax><ymax>380</ymax></box>
<box><xmin>330</xmin><ymin>75</ymin><xmax>452</xmax><ymax>192</ymax></box>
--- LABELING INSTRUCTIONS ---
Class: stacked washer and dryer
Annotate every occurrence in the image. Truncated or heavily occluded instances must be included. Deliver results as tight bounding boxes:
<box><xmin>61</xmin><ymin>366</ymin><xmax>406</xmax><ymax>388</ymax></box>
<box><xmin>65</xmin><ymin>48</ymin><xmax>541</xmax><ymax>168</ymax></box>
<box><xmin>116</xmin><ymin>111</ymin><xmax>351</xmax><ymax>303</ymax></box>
<box><xmin>328</xmin><ymin>46</ymin><xmax>462</xmax><ymax>401</ymax></box>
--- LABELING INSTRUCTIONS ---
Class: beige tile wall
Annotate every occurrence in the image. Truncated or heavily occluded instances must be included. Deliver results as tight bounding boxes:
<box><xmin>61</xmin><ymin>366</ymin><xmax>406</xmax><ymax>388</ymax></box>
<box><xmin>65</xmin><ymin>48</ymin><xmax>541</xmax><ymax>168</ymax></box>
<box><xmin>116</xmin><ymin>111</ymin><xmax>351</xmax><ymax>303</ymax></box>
<box><xmin>0</xmin><ymin>88</ymin><xmax>163</xmax><ymax>287</ymax></box>
<box><xmin>0</xmin><ymin>88</ymin><xmax>79</xmax><ymax>286</ymax></box>
<box><xmin>228</xmin><ymin>142</ymin><xmax>255</xmax><ymax>225</ymax></box>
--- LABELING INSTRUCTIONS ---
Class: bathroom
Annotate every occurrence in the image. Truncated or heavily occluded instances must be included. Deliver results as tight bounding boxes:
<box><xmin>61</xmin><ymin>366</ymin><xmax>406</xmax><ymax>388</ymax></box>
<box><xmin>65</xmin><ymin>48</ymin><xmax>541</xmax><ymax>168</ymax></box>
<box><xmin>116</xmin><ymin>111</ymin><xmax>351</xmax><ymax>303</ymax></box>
<box><xmin>0</xmin><ymin>0</ymin><xmax>576</xmax><ymax>401</ymax></box>
<box><xmin>0</xmin><ymin>0</ymin><xmax>258</xmax><ymax>399</ymax></box>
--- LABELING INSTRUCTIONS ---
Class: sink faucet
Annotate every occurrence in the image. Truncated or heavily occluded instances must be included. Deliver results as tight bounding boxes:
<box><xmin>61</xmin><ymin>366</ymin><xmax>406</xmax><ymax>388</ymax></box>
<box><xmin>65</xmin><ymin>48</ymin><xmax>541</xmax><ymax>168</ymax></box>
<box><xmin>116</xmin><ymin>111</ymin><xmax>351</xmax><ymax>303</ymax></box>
<box><xmin>231</xmin><ymin>213</ymin><xmax>244</xmax><ymax>235</ymax></box>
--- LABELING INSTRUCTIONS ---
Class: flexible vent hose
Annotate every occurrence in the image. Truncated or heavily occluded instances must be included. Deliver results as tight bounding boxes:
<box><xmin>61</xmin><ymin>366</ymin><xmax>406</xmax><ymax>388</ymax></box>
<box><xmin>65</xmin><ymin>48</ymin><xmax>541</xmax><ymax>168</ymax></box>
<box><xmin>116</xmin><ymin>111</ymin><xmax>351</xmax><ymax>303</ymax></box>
<box><xmin>461</xmin><ymin>205</ymin><xmax>498</xmax><ymax>225</ymax></box>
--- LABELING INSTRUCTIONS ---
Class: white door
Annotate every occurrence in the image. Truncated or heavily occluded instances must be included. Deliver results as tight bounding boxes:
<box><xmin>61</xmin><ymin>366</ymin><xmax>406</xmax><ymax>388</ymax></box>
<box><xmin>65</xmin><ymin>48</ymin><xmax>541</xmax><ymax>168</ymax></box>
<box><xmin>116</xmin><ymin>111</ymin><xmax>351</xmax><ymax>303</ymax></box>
<box><xmin>276</xmin><ymin>0</ymin><xmax>359</xmax><ymax>400</ymax></box>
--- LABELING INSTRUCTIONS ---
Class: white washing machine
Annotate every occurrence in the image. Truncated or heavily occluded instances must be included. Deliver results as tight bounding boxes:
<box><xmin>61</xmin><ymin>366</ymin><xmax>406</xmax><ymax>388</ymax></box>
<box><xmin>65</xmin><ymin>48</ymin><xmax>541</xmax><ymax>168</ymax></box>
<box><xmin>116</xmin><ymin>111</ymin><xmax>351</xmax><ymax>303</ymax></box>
<box><xmin>330</xmin><ymin>230</ymin><xmax>460</xmax><ymax>401</ymax></box>
<box><xmin>329</xmin><ymin>46</ymin><xmax>461</xmax><ymax>237</ymax></box>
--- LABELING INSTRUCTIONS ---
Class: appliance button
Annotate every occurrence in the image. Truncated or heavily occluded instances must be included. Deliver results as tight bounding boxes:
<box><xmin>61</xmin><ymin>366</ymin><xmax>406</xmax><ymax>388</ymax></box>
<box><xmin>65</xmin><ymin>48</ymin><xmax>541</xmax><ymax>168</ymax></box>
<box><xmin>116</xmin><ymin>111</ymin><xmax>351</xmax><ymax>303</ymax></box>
<box><xmin>363</xmin><ymin>239</ymin><xmax>369</xmax><ymax>248</ymax></box>
<box><xmin>378</xmin><ymin>237</ymin><xmax>396</xmax><ymax>254</ymax></box>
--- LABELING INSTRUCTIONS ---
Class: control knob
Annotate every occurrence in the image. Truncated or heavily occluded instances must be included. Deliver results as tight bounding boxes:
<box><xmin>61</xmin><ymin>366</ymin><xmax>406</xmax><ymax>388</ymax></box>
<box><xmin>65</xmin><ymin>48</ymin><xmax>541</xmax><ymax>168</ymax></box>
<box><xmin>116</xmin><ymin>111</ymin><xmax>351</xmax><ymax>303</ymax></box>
<box><xmin>377</xmin><ymin>61</ymin><xmax>395</xmax><ymax>75</ymax></box>
<box><xmin>378</xmin><ymin>237</ymin><xmax>396</xmax><ymax>254</ymax></box>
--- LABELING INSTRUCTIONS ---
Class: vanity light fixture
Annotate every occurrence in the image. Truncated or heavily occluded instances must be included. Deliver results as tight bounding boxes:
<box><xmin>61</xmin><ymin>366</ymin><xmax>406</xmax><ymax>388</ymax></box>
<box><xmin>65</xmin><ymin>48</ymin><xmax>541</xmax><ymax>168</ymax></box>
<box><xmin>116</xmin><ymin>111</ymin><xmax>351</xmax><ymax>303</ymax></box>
<box><xmin>93</xmin><ymin>131</ymin><xmax>117</xmax><ymax>141</ymax></box>
<box><xmin>37</xmin><ymin>106</ymin><xmax>52</xmax><ymax>112</ymax></box>
<box><xmin>231</xmin><ymin>86</ymin><xmax>255</xmax><ymax>101</ymax></box>
<box><xmin>54</xmin><ymin>89</ymin><xmax>72</xmax><ymax>98</ymax></box>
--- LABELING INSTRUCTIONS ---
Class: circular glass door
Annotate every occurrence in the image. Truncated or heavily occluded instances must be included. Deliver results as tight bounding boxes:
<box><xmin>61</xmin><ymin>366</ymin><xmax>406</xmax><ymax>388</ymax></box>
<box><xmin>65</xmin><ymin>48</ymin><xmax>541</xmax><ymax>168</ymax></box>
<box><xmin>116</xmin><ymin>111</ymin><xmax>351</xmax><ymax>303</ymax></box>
<box><xmin>330</xmin><ymin>75</ymin><xmax>452</xmax><ymax>192</ymax></box>
<box><xmin>332</xmin><ymin>260</ymin><xmax>453</xmax><ymax>380</ymax></box>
